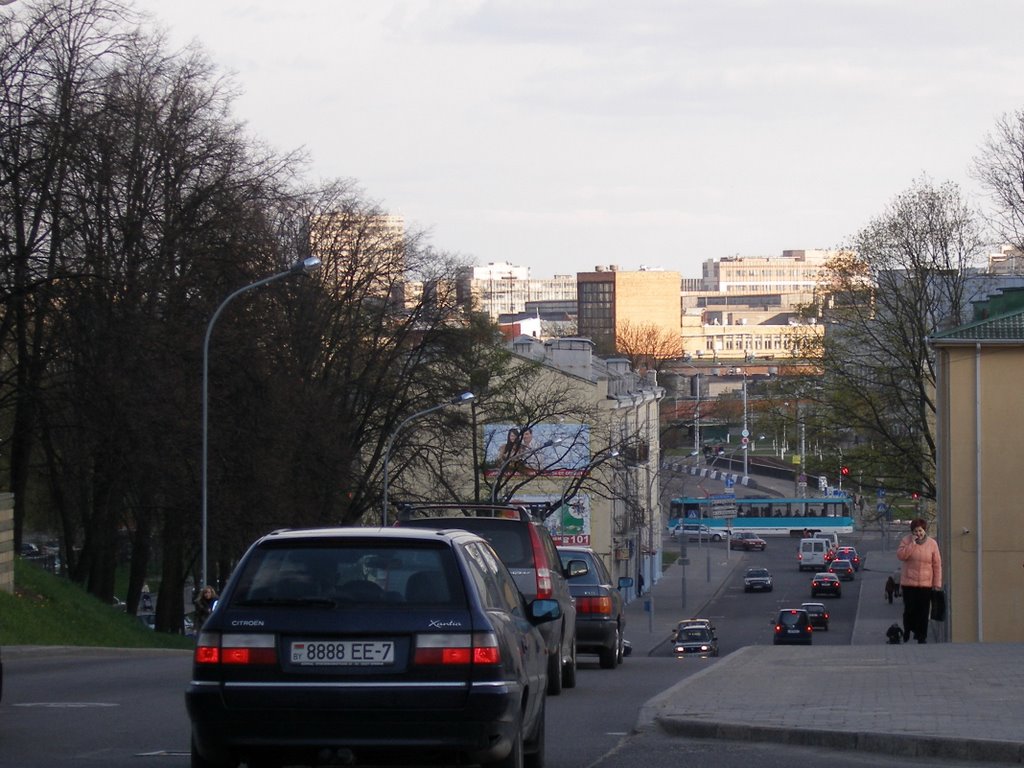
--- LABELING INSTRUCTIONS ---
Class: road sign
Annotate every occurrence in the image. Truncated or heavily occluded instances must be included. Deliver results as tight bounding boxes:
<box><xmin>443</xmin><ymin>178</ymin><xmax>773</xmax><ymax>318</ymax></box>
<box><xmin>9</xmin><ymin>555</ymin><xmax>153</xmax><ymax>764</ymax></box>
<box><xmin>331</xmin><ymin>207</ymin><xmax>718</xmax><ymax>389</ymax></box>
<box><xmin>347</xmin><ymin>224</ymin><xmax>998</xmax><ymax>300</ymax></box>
<box><xmin>741</xmin><ymin>436</ymin><xmax>748</xmax><ymax>447</ymax></box>
<box><xmin>741</xmin><ymin>429</ymin><xmax>749</xmax><ymax>438</ymax></box>
<box><xmin>710</xmin><ymin>493</ymin><xmax>737</xmax><ymax>518</ymax></box>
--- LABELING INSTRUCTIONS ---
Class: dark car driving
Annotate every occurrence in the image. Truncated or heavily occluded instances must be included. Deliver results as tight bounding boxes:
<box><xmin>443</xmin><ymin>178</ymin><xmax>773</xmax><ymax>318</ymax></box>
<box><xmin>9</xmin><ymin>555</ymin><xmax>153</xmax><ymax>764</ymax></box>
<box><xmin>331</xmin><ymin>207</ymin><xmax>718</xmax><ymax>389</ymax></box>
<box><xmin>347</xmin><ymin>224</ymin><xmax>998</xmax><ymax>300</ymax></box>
<box><xmin>743</xmin><ymin>567</ymin><xmax>774</xmax><ymax>592</ymax></box>
<box><xmin>773</xmin><ymin>608</ymin><xmax>814</xmax><ymax>645</ymax></box>
<box><xmin>811</xmin><ymin>572</ymin><xmax>843</xmax><ymax>598</ymax></box>
<box><xmin>186</xmin><ymin>526</ymin><xmax>561</xmax><ymax>768</ymax></box>
<box><xmin>672</xmin><ymin>621</ymin><xmax>719</xmax><ymax>658</ymax></box>
<box><xmin>800</xmin><ymin>602</ymin><xmax>830</xmax><ymax>630</ymax></box>
<box><xmin>397</xmin><ymin>503</ymin><xmax>579</xmax><ymax>694</ymax></box>
<box><xmin>557</xmin><ymin>545</ymin><xmax>632</xmax><ymax>669</ymax></box>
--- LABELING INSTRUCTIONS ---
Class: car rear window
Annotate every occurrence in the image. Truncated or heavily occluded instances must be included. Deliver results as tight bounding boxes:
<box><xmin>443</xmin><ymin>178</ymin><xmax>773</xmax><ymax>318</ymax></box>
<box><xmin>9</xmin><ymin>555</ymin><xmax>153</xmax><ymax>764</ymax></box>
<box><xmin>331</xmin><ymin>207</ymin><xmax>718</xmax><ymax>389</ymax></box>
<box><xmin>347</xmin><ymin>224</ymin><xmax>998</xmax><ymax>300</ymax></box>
<box><xmin>229</xmin><ymin>542</ymin><xmax>467</xmax><ymax>607</ymax></box>
<box><xmin>558</xmin><ymin>550</ymin><xmax>602</xmax><ymax>585</ymax></box>
<box><xmin>400</xmin><ymin>518</ymin><xmax>532</xmax><ymax>567</ymax></box>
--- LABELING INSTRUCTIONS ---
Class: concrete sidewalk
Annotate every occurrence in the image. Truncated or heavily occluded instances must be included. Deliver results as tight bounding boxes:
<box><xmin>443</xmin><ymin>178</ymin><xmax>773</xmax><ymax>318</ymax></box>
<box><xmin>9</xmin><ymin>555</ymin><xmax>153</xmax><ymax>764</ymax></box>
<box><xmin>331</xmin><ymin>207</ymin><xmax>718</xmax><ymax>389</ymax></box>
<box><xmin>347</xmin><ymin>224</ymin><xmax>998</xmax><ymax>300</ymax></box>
<box><xmin>625</xmin><ymin>533</ymin><xmax>1024</xmax><ymax>764</ymax></box>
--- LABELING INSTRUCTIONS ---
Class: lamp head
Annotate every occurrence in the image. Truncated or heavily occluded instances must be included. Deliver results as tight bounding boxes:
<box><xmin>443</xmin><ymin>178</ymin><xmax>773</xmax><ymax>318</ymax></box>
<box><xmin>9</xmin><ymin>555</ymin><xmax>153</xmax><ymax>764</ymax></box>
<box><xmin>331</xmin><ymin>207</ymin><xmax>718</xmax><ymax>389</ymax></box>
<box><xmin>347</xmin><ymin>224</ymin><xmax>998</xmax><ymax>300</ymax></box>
<box><xmin>292</xmin><ymin>256</ymin><xmax>322</xmax><ymax>274</ymax></box>
<box><xmin>450</xmin><ymin>391</ymin><xmax>475</xmax><ymax>405</ymax></box>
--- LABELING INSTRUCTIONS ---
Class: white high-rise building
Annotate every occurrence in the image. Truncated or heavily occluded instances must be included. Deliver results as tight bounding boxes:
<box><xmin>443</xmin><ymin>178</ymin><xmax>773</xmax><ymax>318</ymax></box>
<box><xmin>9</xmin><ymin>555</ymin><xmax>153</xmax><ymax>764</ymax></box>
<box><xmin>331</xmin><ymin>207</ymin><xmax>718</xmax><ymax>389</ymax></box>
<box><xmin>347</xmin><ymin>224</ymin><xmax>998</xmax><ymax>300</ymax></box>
<box><xmin>457</xmin><ymin>263</ymin><xmax>577</xmax><ymax>320</ymax></box>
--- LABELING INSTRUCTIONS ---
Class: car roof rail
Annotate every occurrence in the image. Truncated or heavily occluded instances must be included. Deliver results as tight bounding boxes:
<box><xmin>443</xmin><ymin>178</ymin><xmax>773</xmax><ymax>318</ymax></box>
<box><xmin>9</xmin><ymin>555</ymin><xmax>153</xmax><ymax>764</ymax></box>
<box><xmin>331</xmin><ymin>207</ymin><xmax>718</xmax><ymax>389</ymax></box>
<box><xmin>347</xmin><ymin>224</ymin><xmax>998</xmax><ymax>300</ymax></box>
<box><xmin>396</xmin><ymin>502</ymin><xmax>532</xmax><ymax>523</ymax></box>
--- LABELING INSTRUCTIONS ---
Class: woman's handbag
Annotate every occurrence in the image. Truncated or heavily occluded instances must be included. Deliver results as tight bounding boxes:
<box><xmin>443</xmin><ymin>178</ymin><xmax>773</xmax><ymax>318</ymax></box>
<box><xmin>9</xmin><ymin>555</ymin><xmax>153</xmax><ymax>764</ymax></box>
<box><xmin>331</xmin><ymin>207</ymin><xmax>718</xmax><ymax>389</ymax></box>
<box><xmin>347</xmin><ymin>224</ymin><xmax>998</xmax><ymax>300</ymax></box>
<box><xmin>930</xmin><ymin>588</ymin><xmax>947</xmax><ymax>622</ymax></box>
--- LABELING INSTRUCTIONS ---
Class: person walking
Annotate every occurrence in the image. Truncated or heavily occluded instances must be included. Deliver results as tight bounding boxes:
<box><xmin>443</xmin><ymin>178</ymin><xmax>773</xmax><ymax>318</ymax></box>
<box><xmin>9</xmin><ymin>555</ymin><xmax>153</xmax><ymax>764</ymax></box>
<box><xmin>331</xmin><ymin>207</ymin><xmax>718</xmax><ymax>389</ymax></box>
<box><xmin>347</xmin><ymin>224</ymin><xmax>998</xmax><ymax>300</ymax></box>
<box><xmin>193</xmin><ymin>585</ymin><xmax>218</xmax><ymax>629</ymax></box>
<box><xmin>896</xmin><ymin>518</ymin><xmax>942</xmax><ymax>643</ymax></box>
<box><xmin>884</xmin><ymin>576</ymin><xmax>895</xmax><ymax>604</ymax></box>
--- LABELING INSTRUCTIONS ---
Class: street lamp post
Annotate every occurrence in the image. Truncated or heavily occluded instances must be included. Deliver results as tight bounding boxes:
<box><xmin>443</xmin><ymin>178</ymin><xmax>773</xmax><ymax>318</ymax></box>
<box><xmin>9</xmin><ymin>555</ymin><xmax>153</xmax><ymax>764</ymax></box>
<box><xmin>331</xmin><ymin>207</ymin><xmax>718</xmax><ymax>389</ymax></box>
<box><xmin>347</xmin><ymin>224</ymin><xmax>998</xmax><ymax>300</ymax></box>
<box><xmin>382</xmin><ymin>392</ymin><xmax>475</xmax><ymax>525</ymax></box>
<box><xmin>201</xmin><ymin>256</ymin><xmax>321</xmax><ymax>590</ymax></box>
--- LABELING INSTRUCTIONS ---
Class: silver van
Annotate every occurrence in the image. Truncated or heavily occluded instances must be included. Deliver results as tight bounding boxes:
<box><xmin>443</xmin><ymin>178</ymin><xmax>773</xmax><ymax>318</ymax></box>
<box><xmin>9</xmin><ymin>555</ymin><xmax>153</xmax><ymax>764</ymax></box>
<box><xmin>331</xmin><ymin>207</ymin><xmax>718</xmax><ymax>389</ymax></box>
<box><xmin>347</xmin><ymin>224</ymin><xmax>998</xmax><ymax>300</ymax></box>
<box><xmin>810</xmin><ymin>532</ymin><xmax>839</xmax><ymax>551</ymax></box>
<box><xmin>798</xmin><ymin>538</ymin><xmax>829</xmax><ymax>571</ymax></box>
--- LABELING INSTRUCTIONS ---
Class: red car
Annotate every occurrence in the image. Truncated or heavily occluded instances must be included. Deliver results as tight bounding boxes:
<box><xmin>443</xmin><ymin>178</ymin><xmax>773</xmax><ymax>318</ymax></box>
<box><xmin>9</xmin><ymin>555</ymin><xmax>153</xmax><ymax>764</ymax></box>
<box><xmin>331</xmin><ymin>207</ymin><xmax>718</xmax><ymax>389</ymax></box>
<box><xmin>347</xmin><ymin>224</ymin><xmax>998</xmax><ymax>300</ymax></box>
<box><xmin>729</xmin><ymin>531</ymin><xmax>767</xmax><ymax>551</ymax></box>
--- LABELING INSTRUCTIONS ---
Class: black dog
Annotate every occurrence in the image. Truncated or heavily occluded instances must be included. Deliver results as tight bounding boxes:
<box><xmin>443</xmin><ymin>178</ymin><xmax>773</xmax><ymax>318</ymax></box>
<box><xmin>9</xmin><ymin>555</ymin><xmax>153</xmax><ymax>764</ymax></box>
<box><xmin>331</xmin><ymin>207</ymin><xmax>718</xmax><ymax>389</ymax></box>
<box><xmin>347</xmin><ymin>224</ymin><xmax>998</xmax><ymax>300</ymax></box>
<box><xmin>886</xmin><ymin>623</ymin><xmax>903</xmax><ymax>645</ymax></box>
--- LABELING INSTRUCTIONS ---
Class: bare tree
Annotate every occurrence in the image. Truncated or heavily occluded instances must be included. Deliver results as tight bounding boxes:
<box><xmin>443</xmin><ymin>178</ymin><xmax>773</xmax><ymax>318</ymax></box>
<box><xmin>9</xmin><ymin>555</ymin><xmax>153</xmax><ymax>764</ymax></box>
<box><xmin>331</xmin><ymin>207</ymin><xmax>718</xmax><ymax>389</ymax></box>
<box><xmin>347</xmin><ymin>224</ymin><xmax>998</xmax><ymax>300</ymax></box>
<box><xmin>616</xmin><ymin>319</ymin><xmax>681</xmax><ymax>372</ymax></box>
<box><xmin>807</xmin><ymin>177</ymin><xmax>986</xmax><ymax>501</ymax></box>
<box><xmin>973</xmin><ymin>109</ymin><xmax>1024</xmax><ymax>253</ymax></box>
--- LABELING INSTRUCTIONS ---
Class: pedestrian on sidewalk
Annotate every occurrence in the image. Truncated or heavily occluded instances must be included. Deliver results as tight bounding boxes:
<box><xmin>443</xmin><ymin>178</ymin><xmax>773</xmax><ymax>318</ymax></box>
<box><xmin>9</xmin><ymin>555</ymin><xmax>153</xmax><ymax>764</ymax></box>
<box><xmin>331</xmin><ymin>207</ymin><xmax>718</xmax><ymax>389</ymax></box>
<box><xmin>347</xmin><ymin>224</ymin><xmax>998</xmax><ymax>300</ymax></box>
<box><xmin>896</xmin><ymin>517</ymin><xmax>942</xmax><ymax>643</ymax></box>
<box><xmin>884</xmin><ymin>576</ymin><xmax>895</xmax><ymax>604</ymax></box>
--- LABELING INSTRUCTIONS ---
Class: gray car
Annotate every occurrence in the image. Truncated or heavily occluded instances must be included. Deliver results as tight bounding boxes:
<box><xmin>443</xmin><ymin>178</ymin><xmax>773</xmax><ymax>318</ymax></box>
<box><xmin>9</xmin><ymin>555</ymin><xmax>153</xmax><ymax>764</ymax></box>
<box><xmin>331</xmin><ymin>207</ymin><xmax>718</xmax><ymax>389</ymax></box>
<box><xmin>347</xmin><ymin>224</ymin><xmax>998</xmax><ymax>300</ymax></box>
<box><xmin>743</xmin><ymin>567</ymin><xmax>774</xmax><ymax>592</ymax></box>
<box><xmin>398</xmin><ymin>503</ymin><xmax>580</xmax><ymax>695</ymax></box>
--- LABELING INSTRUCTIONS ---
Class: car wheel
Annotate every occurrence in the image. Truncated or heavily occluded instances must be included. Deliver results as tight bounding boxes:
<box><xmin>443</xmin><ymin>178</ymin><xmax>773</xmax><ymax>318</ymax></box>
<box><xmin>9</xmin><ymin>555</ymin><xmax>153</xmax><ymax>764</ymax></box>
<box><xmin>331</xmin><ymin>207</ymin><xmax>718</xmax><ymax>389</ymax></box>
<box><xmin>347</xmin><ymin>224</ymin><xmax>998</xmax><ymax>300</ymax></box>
<box><xmin>485</xmin><ymin>717</ymin><xmax>524</xmax><ymax>768</ymax></box>
<box><xmin>561</xmin><ymin>640</ymin><xmax>577</xmax><ymax>689</ymax></box>
<box><xmin>546</xmin><ymin>648</ymin><xmax>563</xmax><ymax>696</ymax></box>
<box><xmin>615</xmin><ymin>622</ymin><xmax>625</xmax><ymax>664</ymax></box>
<box><xmin>712</xmin><ymin>533</ymin><xmax>722</xmax><ymax>542</ymax></box>
<box><xmin>599</xmin><ymin>626</ymin><xmax>619</xmax><ymax>669</ymax></box>
<box><xmin>524</xmin><ymin>696</ymin><xmax>546</xmax><ymax>768</ymax></box>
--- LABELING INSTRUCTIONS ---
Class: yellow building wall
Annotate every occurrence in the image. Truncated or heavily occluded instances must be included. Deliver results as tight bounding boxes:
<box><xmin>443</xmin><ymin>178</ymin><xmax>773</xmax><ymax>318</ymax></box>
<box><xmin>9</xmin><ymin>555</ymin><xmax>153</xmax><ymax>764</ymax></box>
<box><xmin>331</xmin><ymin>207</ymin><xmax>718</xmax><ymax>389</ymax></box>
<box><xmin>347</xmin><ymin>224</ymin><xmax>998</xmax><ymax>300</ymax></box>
<box><xmin>613</xmin><ymin>271</ymin><xmax>682</xmax><ymax>357</ymax></box>
<box><xmin>941</xmin><ymin>346</ymin><xmax>1024</xmax><ymax>642</ymax></box>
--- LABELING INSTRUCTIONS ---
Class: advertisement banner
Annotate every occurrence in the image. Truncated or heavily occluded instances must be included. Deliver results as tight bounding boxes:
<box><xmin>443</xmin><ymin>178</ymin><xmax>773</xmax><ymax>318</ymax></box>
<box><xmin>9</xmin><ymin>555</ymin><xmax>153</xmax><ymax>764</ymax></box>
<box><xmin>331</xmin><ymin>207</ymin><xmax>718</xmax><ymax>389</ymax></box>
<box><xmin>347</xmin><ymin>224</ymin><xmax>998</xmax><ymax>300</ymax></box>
<box><xmin>483</xmin><ymin>422</ymin><xmax>591</xmax><ymax>477</ymax></box>
<box><xmin>510</xmin><ymin>493</ymin><xmax>591</xmax><ymax>546</ymax></box>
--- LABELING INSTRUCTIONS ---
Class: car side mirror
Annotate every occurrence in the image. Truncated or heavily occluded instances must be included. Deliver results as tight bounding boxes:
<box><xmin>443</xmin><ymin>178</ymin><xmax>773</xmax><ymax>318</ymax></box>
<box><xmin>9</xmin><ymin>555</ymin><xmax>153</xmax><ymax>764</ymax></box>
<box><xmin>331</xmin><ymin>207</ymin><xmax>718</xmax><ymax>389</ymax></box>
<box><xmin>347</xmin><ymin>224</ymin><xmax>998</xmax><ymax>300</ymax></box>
<box><xmin>617</xmin><ymin>576</ymin><xmax>634</xmax><ymax>590</ymax></box>
<box><xmin>565</xmin><ymin>559</ymin><xmax>589</xmax><ymax>578</ymax></box>
<box><xmin>529</xmin><ymin>598</ymin><xmax>562</xmax><ymax>624</ymax></box>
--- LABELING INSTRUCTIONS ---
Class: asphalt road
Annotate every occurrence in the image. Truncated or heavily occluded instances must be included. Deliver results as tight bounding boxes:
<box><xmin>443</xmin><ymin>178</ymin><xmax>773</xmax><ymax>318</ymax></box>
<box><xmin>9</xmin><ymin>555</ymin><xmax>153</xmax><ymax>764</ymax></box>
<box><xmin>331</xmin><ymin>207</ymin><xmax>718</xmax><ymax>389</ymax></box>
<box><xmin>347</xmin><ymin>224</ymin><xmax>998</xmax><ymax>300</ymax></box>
<box><xmin>2</xmin><ymin>539</ymin><xmax>1004</xmax><ymax>768</ymax></box>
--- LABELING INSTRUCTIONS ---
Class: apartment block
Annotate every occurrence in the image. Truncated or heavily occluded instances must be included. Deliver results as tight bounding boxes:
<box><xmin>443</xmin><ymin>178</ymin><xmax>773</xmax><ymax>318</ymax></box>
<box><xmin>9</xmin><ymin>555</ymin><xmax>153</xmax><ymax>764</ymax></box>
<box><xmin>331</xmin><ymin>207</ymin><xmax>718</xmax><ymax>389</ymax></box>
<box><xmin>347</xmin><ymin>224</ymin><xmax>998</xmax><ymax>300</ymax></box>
<box><xmin>576</xmin><ymin>266</ymin><xmax>682</xmax><ymax>357</ymax></box>
<box><xmin>456</xmin><ymin>262</ymin><xmax>577</xmax><ymax>320</ymax></box>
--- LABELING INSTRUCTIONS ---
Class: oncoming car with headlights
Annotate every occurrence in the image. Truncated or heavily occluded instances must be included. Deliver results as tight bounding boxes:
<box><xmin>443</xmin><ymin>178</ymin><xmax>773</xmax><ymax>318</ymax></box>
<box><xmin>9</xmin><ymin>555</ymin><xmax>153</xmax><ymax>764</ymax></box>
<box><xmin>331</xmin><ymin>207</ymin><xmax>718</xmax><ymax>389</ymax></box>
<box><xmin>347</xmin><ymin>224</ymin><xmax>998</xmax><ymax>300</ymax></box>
<box><xmin>185</xmin><ymin>526</ymin><xmax>560</xmax><ymax>768</ymax></box>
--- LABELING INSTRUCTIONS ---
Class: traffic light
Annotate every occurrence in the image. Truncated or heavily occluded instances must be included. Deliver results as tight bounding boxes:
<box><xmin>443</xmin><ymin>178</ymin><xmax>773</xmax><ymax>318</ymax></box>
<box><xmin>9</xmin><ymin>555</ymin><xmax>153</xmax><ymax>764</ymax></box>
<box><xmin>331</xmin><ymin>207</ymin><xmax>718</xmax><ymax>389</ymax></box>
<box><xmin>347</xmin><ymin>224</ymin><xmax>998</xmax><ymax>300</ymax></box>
<box><xmin>911</xmin><ymin>492</ymin><xmax>920</xmax><ymax>500</ymax></box>
<box><xmin>840</xmin><ymin>466</ymin><xmax>850</xmax><ymax>477</ymax></box>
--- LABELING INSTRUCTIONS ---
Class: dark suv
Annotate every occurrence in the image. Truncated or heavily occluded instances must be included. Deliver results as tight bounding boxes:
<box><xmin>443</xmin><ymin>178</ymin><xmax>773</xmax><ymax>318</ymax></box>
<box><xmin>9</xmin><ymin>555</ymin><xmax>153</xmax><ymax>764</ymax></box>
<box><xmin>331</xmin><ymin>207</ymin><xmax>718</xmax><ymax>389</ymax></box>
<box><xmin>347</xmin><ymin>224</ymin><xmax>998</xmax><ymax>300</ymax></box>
<box><xmin>557</xmin><ymin>545</ymin><xmax>632</xmax><ymax>669</ymax></box>
<box><xmin>186</xmin><ymin>526</ymin><xmax>560</xmax><ymax>768</ymax></box>
<box><xmin>398</xmin><ymin>504</ymin><xmax>580</xmax><ymax>695</ymax></box>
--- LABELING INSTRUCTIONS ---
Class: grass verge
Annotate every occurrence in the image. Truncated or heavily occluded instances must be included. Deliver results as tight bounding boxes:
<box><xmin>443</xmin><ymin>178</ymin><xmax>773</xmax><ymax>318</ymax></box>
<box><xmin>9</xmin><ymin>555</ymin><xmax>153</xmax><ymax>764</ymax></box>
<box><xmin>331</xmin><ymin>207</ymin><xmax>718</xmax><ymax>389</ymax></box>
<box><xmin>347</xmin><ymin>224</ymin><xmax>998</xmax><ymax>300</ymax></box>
<box><xmin>0</xmin><ymin>558</ymin><xmax>192</xmax><ymax>650</ymax></box>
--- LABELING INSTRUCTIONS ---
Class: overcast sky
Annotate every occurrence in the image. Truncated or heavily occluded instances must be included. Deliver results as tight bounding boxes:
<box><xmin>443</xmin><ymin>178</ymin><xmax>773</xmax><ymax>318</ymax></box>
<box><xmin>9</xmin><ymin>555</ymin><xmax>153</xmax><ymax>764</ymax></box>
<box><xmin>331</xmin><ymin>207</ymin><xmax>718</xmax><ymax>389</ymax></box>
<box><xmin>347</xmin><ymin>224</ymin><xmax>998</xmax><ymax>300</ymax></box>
<box><xmin>127</xmin><ymin>0</ymin><xmax>1024</xmax><ymax>279</ymax></box>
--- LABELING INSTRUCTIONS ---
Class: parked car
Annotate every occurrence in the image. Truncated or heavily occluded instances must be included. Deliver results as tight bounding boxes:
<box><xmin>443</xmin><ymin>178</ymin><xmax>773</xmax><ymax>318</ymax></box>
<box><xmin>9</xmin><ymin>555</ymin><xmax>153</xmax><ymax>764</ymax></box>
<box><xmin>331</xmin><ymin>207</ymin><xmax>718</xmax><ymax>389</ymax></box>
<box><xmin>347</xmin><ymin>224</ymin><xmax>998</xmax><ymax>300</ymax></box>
<box><xmin>743</xmin><ymin>567</ymin><xmax>774</xmax><ymax>592</ymax></box>
<box><xmin>730</xmin><ymin>531</ymin><xmax>767</xmax><ymax>551</ymax></box>
<box><xmin>672</xmin><ymin>621</ymin><xmax>719</xmax><ymax>658</ymax></box>
<box><xmin>800</xmin><ymin>602</ymin><xmax>830</xmax><ymax>631</ymax></box>
<box><xmin>811</xmin><ymin>572</ymin><xmax>843</xmax><ymax>598</ymax></box>
<box><xmin>827</xmin><ymin>559</ymin><xmax>855</xmax><ymax>581</ymax></box>
<box><xmin>669</xmin><ymin>522</ymin><xmax>725</xmax><ymax>542</ymax></box>
<box><xmin>186</xmin><ymin>526</ymin><xmax>561</xmax><ymax>768</ymax></box>
<box><xmin>773</xmin><ymin>608</ymin><xmax>814</xmax><ymax>645</ymax></box>
<box><xmin>557</xmin><ymin>545</ymin><xmax>631</xmax><ymax>669</ymax></box>
<box><xmin>397</xmin><ymin>503</ymin><xmax>579</xmax><ymax>694</ymax></box>
<box><xmin>834</xmin><ymin>546</ymin><xmax>863</xmax><ymax>570</ymax></box>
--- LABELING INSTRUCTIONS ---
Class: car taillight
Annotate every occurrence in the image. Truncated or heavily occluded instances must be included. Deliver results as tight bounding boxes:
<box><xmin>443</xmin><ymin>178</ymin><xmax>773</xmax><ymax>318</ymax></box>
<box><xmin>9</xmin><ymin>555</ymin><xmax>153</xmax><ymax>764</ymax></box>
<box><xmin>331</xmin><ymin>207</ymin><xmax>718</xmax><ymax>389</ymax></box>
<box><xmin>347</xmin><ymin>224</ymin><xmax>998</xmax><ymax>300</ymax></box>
<box><xmin>527</xmin><ymin>525</ymin><xmax>553</xmax><ymax>598</ymax></box>
<box><xmin>194</xmin><ymin>632</ymin><xmax>278</xmax><ymax>666</ymax></box>
<box><xmin>414</xmin><ymin>632</ymin><xmax>500</xmax><ymax>665</ymax></box>
<box><xmin>577</xmin><ymin>596</ymin><xmax>613</xmax><ymax>616</ymax></box>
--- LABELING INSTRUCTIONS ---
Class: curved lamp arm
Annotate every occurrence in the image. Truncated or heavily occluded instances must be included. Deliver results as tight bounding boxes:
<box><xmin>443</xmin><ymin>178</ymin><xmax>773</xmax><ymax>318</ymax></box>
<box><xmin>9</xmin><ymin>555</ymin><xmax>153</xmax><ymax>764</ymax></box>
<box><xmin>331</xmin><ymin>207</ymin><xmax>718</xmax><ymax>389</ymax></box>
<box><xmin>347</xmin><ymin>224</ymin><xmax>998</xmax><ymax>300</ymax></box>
<box><xmin>201</xmin><ymin>257</ymin><xmax>321</xmax><ymax>588</ymax></box>
<box><xmin>382</xmin><ymin>392</ymin><xmax>474</xmax><ymax>525</ymax></box>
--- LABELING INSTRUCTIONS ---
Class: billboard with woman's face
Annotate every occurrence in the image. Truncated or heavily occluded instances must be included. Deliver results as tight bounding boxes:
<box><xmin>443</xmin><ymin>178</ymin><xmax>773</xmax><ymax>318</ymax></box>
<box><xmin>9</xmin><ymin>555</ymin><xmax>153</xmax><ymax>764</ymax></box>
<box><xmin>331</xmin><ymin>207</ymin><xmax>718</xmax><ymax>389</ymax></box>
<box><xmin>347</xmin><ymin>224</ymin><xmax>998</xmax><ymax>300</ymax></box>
<box><xmin>483</xmin><ymin>422</ymin><xmax>591</xmax><ymax>477</ymax></box>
